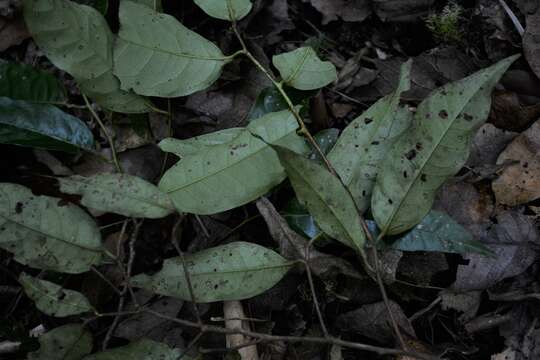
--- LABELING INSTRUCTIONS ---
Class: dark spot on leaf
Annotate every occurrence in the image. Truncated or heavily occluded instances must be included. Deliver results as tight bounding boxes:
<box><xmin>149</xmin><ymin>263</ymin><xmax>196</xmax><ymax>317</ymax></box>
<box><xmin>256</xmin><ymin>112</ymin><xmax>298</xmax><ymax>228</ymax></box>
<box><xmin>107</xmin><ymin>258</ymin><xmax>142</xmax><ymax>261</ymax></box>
<box><xmin>523</xmin><ymin>162</ymin><xmax>528</xmax><ymax>168</ymax></box>
<box><xmin>405</xmin><ymin>149</ymin><xmax>417</xmax><ymax>160</ymax></box>
<box><xmin>420</xmin><ymin>174</ymin><xmax>427</xmax><ymax>182</ymax></box>
<box><xmin>364</xmin><ymin>118</ymin><xmax>373</xmax><ymax>124</ymax></box>
<box><xmin>425</xmin><ymin>113</ymin><xmax>431</xmax><ymax>119</ymax></box>
<box><xmin>388</xmin><ymin>199</ymin><xmax>393</xmax><ymax>204</ymax></box>
<box><xmin>371</xmin><ymin>141</ymin><xmax>379</xmax><ymax>145</ymax></box>
<box><xmin>415</xmin><ymin>142</ymin><xmax>423</xmax><ymax>151</ymax></box>
<box><xmin>15</xmin><ymin>202</ymin><xmax>23</xmax><ymax>214</ymax></box>
<box><xmin>439</xmin><ymin>110</ymin><xmax>448</xmax><ymax>119</ymax></box>
<box><xmin>362</xmin><ymin>190</ymin><xmax>366</xmax><ymax>196</ymax></box>
<box><xmin>403</xmin><ymin>171</ymin><xmax>408</xmax><ymax>178</ymax></box>
<box><xmin>463</xmin><ymin>113</ymin><xmax>473</xmax><ymax>121</ymax></box>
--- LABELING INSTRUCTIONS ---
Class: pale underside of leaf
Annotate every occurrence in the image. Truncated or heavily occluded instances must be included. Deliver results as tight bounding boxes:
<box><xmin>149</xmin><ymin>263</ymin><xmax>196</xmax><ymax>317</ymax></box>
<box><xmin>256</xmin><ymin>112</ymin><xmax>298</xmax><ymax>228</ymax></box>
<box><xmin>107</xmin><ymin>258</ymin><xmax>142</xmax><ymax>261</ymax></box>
<box><xmin>194</xmin><ymin>0</ymin><xmax>252</xmax><ymax>21</ymax></box>
<box><xmin>114</xmin><ymin>1</ymin><xmax>228</xmax><ymax>97</ymax></box>
<box><xmin>274</xmin><ymin>146</ymin><xmax>366</xmax><ymax>253</ymax></box>
<box><xmin>372</xmin><ymin>55</ymin><xmax>519</xmax><ymax>235</ymax></box>
<box><xmin>272</xmin><ymin>47</ymin><xmax>337</xmax><ymax>90</ymax></box>
<box><xmin>329</xmin><ymin>59</ymin><xmax>412</xmax><ymax>212</ymax></box>
<box><xmin>131</xmin><ymin>242</ymin><xmax>294</xmax><ymax>302</ymax></box>
<box><xmin>158</xmin><ymin>127</ymin><xmax>244</xmax><ymax>157</ymax></box>
<box><xmin>0</xmin><ymin>183</ymin><xmax>105</xmax><ymax>273</ymax></box>
<box><xmin>59</xmin><ymin>174</ymin><xmax>174</xmax><ymax>218</ymax></box>
<box><xmin>22</xmin><ymin>0</ymin><xmax>149</xmax><ymax>113</ymax></box>
<box><xmin>158</xmin><ymin>110</ymin><xmax>308</xmax><ymax>214</ymax></box>
<box><xmin>19</xmin><ymin>273</ymin><xmax>93</xmax><ymax>317</ymax></box>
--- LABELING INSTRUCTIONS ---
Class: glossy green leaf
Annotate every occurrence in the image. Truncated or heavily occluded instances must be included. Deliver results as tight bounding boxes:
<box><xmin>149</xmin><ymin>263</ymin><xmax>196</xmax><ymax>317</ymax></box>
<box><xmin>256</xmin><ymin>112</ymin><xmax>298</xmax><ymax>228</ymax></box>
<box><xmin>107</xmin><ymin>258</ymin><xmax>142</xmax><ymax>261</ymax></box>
<box><xmin>194</xmin><ymin>0</ymin><xmax>252</xmax><ymax>21</ymax></box>
<box><xmin>114</xmin><ymin>1</ymin><xmax>229</xmax><ymax>98</ymax></box>
<box><xmin>247</xmin><ymin>85</ymin><xmax>315</xmax><ymax>121</ymax></box>
<box><xmin>387</xmin><ymin>210</ymin><xmax>493</xmax><ymax>255</ymax></box>
<box><xmin>0</xmin><ymin>97</ymin><xmax>94</xmax><ymax>152</ymax></box>
<box><xmin>23</xmin><ymin>0</ymin><xmax>149</xmax><ymax>113</ymax></box>
<box><xmin>159</xmin><ymin>128</ymin><xmax>244</xmax><ymax>157</ymax></box>
<box><xmin>282</xmin><ymin>197</ymin><xmax>321</xmax><ymax>239</ymax></box>
<box><xmin>159</xmin><ymin>110</ymin><xmax>309</xmax><ymax>215</ymax></box>
<box><xmin>58</xmin><ymin>174</ymin><xmax>175</xmax><ymax>218</ymax></box>
<box><xmin>274</xmin><ymin>147</ymin><xmax>365</xmax><ymax>252</ymax></box>
<box><xmin>28</xmin><ymin>324</ymin><xmax>92</xmax><ymax>360</ymax></box>
<box><xmin>272</xmin><ymin>47</ymin><xmax>337</xmax><ymax>90</ymax></box>
<box><xmin>131</xmin><ymin>242</ymin><xmax>294</xmax><ymax>302</ymax></box>
<box><xmin>372</xmin><ymin>55</ymin><xmax>519</xmax><ymax>235</ymax></box>
<box><xmin>84</xmin><ymin>339</ymin><xmax>188</xmax><ymax>360</ymax></box>
<box><xmin>0</xmin><ymin>61</ymin><xmax>65</xmax><ymax>103</ymax></box>
<box><xmin>328</xmin><ymin>60</ymin><xmax>412</xmax><ymax>212</ymax></box>
<box><xmin>0</xmin><ymin>183</ymin><xmax>105</xmax><ymax>273</ymax></box>
<box><xmin>19</xmin><ymin>273</ymin><xmax>93</xmax><ymax>317</ymax></box>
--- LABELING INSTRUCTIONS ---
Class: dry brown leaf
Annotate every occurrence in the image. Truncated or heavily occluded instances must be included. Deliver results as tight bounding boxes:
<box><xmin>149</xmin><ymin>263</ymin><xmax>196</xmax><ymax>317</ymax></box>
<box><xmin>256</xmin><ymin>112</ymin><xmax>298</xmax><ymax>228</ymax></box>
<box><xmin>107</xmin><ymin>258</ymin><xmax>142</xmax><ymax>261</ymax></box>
<box><xmin>373</xmin><ymin>0</ymin><xmax>435</xmax><ymax>22</ymax></box>
<box><xmin>492</xmin><ymin>120</ymin><xmax>540</xmax><ymax>206</ymax></box>
<box><xmin>0</xmin><ymin>16</ymin><xmax>29</xmax><ymax>51</ymax></box>
<box><xmin>302</xmin><ymin>0</ymin><xmax>371</xmax><ymax>24</ymax></box>
<box><xmin>524</xmin><ymin>8</ymin><xmax>540</xmax><ymax>80</ymax></box>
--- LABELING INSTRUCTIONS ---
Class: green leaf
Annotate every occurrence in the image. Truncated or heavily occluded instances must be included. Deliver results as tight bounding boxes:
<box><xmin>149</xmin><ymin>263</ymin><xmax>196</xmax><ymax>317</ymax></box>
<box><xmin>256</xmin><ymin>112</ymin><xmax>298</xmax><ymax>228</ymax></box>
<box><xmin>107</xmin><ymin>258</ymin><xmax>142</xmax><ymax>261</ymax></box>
<box><xmin>23</xmin><ymin>0</ymin><xmax>150</xmax><ymax>113</ymax></box>
<box><xmin>272</xmin><ymin>47</ymin><xmax>337</xmax><ymax>90</ymax></box>
<box><xmin>121</xmin><ymin>0</ymin><xmax>161</xmax><ymax>11</ymax></box>
<box><xmin>114</xmin><ymin>1</ymin><xmax>229</xmax><ymax>98</ymax></box>
<box><xmin>84</xmin><ymin>339</ymin><xmax>188</xmax><ymax>360</ymax></box>
<box><xmin>58</xmin><ymin>174</ymin><xmax>175</xmax><ymax>218</ymax></box>
<box><xmin>0</xmin><ymin>183</ymin><xmax>105</xmax><ymax>273</ymax></box>
<box><xmin>28</xmin><ymin>324</ymin><xmax>92</xmax><ymax>360</ymax></box>
<box><xmin>328</xmin><ymin>60</ymin><xmax>412</xmax><ymax>212</ymax></box>
<box><xmin>0</xmin><ymin>97</ymin><xmax>94</xmax><ymax>152</ymax></box>
<box><xmin>159</xmin><ymin>128</ymin><xmax>244</xmax><ymax>157</ymax></box>
<box><xmin>19</xmin><ymin>273</ymin><xmax>94</xmax><ymax>317</ymax></box>
<box><xmin>0</xmin><ymin>61</ymin><xmax>65</xmax><ymax>103</ymax></box>
<box><xmin>372</xmin><ymin>55</ymin><xmax>519</xmax><ymax>235</ymax></box>
<box><xmin>158</xmin><ymin>110</ymin><xmax>309</xmax><ymax>215</ymax></box>
<box><xmin>386</xmin><ymin>210</ymin><xmax>493</xmax><ymax>255</ymax></box>
<box><xmin>247</xmin><ymin>85</ymin><xmax>315</xmax><ymax>121</ymax></box>
<box><xmin>194</xmin><ymin>0</ymin><xmax>252</xmax><ymax>21</ymax></box>
<box><xmin>282</xmin><ymin>197</ymin><xmax>322</xmax><ymax>239</ymax></box>
<box><xmin>131</xmin><ymin>242</ymin><xmax>294</xmax><ymax>302</ymax></box>
<box><xmin>274</xmin><ymin>146</ymin><xmax>365</xmax><ymax>252</ymax></box>
<box><xmin>310</xmin><ymin>128</ymin><xmax>340</xmax><ymax>162</ymax></box>
<box><xmin>73</xmin><ymin>0</ymin><xmax>108</xmax><ymax>14</ymax></box>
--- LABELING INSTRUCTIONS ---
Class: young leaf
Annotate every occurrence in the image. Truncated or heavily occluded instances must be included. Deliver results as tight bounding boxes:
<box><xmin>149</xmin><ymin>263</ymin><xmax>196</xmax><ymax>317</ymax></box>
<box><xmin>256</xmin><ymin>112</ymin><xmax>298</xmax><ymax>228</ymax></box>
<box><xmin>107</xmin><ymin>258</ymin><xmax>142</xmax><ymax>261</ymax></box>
<box><xmin>58</xmin><ymin>174</ymin><xmax>175</xmax><ymax>218</ymax></box>
<box><xmin>131</xmin><ymin>242</ymin><xmax>294</xmax><ymax>302</ymax></box>
<box><xmin>0</xmin><ymin>61</ymin><xmax>65</xmax><ymax>103</ymax></box>
<box><xmin>0</xmin><ymin>97</ymin><xmax>94</xmax><ymax>152</ymax></box>
<box><xmin>274</xmin><ymin>146</ymin><xmax>366</xmax><ymax>253</ymax></box>
<box><xmin>114</xmin><ymin>1</ymin><xmax>229</xmax><ymax>97</ymax></box>
<box><xmin>84</xmin><ymin>339</ymin><xmax>188</xmax><ymax>360</ymax></box>
<box><xmin>194</xmin><ymin>0</ymin><xmax>252</xmax><ymax>21</ymax></box>
<box><xmin>328</xmin><ymin>60</ymin><xmax>413</xmax><ymax>212</ymax></box>
<box><xmin>0</xmin><ymin>183</ymin><xmax>105</xmax><ymax>273</ymax></box>
<box><xmin>158</xmin><ymin>110</ymin><xmax>308</xmax><ymax>215</ymax></box>
<box><xmin>387</xmin><ymin>210</ymin><xmax>493</xmax><ymax>255</ymax></box>
<box><xmin>27</xmin><ymin>324</ymin><xmax>92</xmax><ymax>360</ymax></box>
<box><xmin>272</xmin><ymin>47</ymin><xmax>337</xmax><ymax>90</ymax></box>
<box><xmin>158</xmin><ymin>128</ymin><xmax>244</xmax><ymax>157</ymax></box>
<box><xmin>247</xmin><ymin>85</ymin><xmax>315</xmax><ymax>121</ymax></box>
<box><xmin>372</xmin><ymin>54</ymin><xmax>519</xmax><ymax>235</ymax></box>
<box><xmin>23</xmin><ymin>0</ymin><xmax>149</xmax><ymax>113</ymax></box>
<box><xmin>19</xmin><ymin>273</ymin><xmax>94</xmax><ymax>317</ymax></box>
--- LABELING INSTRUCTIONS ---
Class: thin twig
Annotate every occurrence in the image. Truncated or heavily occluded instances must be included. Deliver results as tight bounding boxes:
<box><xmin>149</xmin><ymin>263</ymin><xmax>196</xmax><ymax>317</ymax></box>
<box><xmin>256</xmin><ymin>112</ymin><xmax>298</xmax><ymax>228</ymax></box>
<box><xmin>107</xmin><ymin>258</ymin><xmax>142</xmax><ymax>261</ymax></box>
<box><xmin>303</xmin><ymin>238</ymin><xmax>329</xmax><ymax>337</ymax></box>
<box><xmin>82</xmin><ymin>94</ymin><xmax>122</xmax><ymax>173</ymax></box>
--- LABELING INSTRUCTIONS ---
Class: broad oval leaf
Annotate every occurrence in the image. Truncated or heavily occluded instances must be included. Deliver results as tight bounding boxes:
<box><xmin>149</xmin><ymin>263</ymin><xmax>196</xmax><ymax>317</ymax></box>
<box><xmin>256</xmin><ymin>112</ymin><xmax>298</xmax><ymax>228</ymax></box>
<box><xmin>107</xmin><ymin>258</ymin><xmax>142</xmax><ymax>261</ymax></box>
<box><xmin>274</xmin><ymin>146</ymin><xmax>366</xmax><ymax>253</ymax></box>
<box><xmin>0</xmin><ymin>183</ymin><xmax>105</xmax><ymax>273</ymax></box>
<box><xmin>372</xmin><ymin>55</ymin><xmax>519</xmax><ymax>235</ymax></box>
<box><xmin>23</xmin><ymin>0</ymin><xmax>149</xmax><ymax>113</ymax></box>
<box><xmin>158</xmin><ymin>128</ymin><xmax>244</xmax><ymax>157</ymax></box>
<box><xmin>58</xmin><ymin>174</ymin><xmax>175</xmax><ymax>218</ymax></box>
<box><xmin>158</xmin><ymin>110</ymin><xmax>309</xmax><ymax>215</ymax></box>
<box><xmin>114</xmin><ymin>1</ymin><xmax>228</xmax><ymax>97</ymax></box>
<box><xmin>0</xmin><ymin>61</ymin><xmax>65</xmax><ymax>103</ymax></box>
<box><xmin>132</xmin><ymin>242</ymin><xmax>294</xmax><ymax>302</ymax></box>
<box><xmin>84</xmin><ymin>339</ymin><xmax>187</xmax><ymax>360</ymax></box>
<box><xmin>19</xmin><ymin>273</ymin><xmax>94</xmax><ymax>317</ymax></box>
<box><xmin>387</xmin><ymin>210</ymin><xmax>493</xmax><ymax>255</ymax></box>
<box><xmin>272</xmin><ymin>47</ymin><xmax>337</xmax><ymax>90</ymax></box>
<box><xmin>28</xmin><ymin>324</ymin><xmax>92</xmax><ymax>360</ymax></box>
<box><xmin>328</xmin><ymin>60</ymin><xmax>412</xmax><ymax>212</ymax></box>
<box><xmin>194</xmin><ymin>0</ymin><xmax>252</xmax><ymax>21</ymax></box>
<box><xmin>0</xmin><ymin>97</ymin><xmax>94</xmax><ymax>152</ymax></box>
